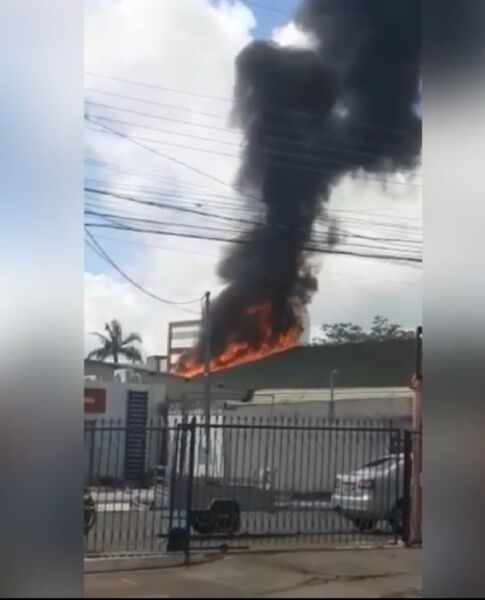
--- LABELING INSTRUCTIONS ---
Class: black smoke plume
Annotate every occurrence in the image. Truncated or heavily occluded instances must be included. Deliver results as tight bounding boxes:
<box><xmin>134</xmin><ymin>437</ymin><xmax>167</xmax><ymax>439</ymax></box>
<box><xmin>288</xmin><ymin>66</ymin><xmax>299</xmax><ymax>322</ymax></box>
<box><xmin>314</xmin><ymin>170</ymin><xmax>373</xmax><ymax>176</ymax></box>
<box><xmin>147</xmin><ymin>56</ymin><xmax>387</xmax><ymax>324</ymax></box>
<box><xmin>188</xmin><ymin>0</ymin><xmax>421</xmax><ymax>364</ymax></box>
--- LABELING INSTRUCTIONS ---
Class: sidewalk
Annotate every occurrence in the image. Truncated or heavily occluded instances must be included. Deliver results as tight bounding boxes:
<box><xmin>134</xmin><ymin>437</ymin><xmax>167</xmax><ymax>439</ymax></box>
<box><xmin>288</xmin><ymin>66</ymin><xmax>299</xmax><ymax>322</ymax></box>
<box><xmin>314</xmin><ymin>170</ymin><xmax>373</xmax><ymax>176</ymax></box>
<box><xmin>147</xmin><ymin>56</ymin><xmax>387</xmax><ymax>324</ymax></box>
<box><xmin>85</xmin><ymin>547</ymin><xmax>422</xmax><ymax>598</ymax></box>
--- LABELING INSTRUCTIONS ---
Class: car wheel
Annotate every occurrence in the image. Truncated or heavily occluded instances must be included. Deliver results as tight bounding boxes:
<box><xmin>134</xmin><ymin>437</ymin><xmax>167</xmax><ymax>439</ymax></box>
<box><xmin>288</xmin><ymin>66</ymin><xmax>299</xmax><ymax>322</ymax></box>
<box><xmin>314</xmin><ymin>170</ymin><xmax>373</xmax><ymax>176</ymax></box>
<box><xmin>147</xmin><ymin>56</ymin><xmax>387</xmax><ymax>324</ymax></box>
<box><xmin>351</xmin><ymin>518</ymin><xmax>376</xmax><ymax>532</ymax></box>
<box><xmin>389</xmin><ymin>500</ymin><xmax>405</xmax><ymax>535</ymax></box>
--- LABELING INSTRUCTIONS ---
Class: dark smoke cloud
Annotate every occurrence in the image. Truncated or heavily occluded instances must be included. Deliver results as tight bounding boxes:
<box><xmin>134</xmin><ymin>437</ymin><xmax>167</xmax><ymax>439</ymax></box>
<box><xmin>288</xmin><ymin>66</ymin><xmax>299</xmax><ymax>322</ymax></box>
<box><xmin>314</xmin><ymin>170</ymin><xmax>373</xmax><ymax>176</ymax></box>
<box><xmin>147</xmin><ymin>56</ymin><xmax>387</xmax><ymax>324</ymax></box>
<box><xmin>194</xmin><ymin>0</ymin><xmax>421</xmax><ymax>361</ymax></box>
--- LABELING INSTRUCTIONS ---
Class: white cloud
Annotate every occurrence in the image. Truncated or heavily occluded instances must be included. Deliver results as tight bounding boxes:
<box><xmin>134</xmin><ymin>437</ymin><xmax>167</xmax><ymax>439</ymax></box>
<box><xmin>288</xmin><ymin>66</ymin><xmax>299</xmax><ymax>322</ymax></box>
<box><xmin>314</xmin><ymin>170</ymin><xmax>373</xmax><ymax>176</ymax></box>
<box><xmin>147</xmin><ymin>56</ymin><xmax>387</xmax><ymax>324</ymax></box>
<box><xmin>84</xmin><ymin>0</ymin><xmax>256</xmax><ymax>356</ymax></box>
<box><xmin>272</xmin><ymin>21</ymin><xmax>317</xmax><ymax>49</ymax></box>
<box><xmin>84</xmin><ymin>0</ymin><xmax>422</xmax><ymax>360</ymax></box>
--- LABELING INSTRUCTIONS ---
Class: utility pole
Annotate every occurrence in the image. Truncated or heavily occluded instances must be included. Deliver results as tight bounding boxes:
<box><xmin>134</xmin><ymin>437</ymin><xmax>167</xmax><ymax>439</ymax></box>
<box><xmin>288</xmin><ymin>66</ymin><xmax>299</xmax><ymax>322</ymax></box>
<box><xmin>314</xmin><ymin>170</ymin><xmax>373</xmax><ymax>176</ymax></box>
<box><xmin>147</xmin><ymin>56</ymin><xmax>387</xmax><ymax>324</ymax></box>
<box><xmin>203</xmin><ymin>291</ymin><xmax>211</xmax><ymax>476</ymax></box>
<box><xmin>329</xmin><ymin>369</ymin><xmax>338</xmax><ymax>421</ymax></box>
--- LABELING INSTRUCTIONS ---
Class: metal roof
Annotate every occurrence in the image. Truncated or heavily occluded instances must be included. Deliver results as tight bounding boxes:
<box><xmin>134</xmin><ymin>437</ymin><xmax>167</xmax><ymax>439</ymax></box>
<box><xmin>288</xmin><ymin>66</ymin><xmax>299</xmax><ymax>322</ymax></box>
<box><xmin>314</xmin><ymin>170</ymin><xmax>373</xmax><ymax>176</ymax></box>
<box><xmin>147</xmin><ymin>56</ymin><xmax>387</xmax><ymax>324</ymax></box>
<box><xmin>246</xmin><ymin>387</ymin><xmax>412</xmax><ymax>406</ymax></box>
<box><xmin>207</xmin><ymin>339</ymin><xmax>417</xmax><ymax>390</ymax></box>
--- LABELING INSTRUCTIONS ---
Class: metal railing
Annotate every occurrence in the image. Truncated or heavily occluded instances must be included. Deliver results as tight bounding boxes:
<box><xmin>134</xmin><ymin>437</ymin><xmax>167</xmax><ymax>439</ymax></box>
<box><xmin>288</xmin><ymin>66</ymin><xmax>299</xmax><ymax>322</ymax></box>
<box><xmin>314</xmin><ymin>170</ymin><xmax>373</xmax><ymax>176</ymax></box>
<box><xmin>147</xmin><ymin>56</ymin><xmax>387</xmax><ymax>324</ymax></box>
<box><xmin>84</xmin><ymin>416</ymin><xmax>420</xmax><ymax>557</ymax></box>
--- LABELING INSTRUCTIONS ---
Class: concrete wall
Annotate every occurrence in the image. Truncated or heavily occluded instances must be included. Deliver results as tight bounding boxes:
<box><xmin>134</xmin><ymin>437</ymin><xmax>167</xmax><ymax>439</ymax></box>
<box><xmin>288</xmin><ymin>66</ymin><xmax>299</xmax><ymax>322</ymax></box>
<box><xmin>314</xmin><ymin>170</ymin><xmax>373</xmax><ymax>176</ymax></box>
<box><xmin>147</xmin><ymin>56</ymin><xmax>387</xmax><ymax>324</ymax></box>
<box><xmin>224</xmin><ymin>395</ymin><xmax>412</xmax><ymax>422</ymax></box>
<box><xmin>218</xmin><ymin>396</ymin><xmax>412</xmax><ymax>495</ymax></box>
<box><xmin>218</xmin><ymin>420</ymin><xmax>401</xmax><ymax>496</ymax></box>
<box><xmin>166</xmin><ymin>413</ymin><xmax>224</xmax><ymax>480</ymax></box>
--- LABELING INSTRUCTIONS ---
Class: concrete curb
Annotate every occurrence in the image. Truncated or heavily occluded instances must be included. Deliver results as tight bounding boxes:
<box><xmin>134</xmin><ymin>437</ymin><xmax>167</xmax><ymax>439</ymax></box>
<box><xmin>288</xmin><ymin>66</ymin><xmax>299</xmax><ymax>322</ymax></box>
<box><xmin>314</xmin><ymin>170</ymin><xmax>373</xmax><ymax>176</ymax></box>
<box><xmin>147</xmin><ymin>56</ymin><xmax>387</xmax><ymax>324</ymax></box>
<box><xmin>84</xmin><ymin>553</ymin><xmax>208</xmax><ymax>574</ymax></box>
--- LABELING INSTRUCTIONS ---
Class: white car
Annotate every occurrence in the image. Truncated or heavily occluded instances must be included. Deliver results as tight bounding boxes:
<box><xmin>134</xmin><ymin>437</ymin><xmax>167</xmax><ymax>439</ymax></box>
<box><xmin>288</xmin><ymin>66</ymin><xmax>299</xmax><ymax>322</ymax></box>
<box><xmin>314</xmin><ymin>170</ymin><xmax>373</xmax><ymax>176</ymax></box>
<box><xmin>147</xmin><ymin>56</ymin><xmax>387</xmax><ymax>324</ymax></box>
<box><xmin>331</xmin><ymin>454</ymin><xmax>406</xmax><ymax>533</ymax></box>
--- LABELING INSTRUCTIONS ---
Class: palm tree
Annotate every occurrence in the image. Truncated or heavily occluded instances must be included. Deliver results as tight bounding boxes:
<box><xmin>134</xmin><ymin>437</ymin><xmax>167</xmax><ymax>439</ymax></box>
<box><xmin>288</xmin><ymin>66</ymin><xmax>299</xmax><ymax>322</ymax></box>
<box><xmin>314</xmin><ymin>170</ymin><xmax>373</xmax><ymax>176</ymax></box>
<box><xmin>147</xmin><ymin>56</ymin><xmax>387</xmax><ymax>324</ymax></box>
<box><xmin>87</xmin><ymin>319</ymin><xmax>143</xmax><ymax>364</ymax></box>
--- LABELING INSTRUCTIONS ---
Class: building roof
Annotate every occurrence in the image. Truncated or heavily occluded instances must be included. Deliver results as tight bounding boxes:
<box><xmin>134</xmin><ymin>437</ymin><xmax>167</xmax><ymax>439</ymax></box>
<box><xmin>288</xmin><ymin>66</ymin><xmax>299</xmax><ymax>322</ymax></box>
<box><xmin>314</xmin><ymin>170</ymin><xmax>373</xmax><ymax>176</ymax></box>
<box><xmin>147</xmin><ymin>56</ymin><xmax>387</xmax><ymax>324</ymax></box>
<box><xmin>84</xmin><ymin>359</ymin><xmax>248</xmax><ymax>406</ymax></box>
<box><xmin>205</xmin><ymin>338</ymin><xmax>417</xmax><ymax>390</ymax></box>
<box><xmin>84</xmin><ymin>337</ymin><xmax>416</xmax><ymax>406</ymax></box>
<box><xmin>234</xmin><ymin>387</ymin><xmax>412</xmax><ymax>406</ymax></box>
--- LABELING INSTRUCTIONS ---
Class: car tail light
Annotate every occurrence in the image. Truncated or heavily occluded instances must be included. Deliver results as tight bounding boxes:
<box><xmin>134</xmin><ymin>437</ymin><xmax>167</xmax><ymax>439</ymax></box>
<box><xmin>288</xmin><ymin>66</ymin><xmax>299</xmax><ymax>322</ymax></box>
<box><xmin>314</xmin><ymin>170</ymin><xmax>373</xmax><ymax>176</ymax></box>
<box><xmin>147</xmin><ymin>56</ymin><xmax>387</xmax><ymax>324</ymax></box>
<box><xmin>357</xmin><ymin>479</ymin><xmax>375</xmax><ymax>490</ymax></box>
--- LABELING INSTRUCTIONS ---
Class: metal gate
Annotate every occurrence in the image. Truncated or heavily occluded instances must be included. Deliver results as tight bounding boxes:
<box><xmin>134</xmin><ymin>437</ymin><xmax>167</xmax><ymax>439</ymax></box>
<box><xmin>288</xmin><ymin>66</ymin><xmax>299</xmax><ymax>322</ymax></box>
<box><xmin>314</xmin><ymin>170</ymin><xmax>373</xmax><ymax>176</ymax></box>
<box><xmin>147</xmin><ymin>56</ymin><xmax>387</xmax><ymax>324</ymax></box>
<box><xmin>85</xmin><ymin>416</ymin><xmax>419</xmax><ymax>557</ymax></box>
<box><xmin>166</xmin><ymin>418</ymin><xmax>417</xmax><ymax>558</ymax></box>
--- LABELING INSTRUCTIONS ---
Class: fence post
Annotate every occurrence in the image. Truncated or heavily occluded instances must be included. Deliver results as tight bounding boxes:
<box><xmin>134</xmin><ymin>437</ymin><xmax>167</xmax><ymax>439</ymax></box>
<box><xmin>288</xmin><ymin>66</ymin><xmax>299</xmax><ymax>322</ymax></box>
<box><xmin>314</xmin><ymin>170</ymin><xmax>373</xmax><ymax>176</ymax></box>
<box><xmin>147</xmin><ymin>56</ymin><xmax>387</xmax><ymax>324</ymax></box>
<box><xmin>402</xmin><ymin>430</ymin><xmax>413</xmax><ymax>546</ymax></box>
<box><xmin>185</xmin><ymin>418</ymin><xmax>197</xmax><ymax>564</ymax></box>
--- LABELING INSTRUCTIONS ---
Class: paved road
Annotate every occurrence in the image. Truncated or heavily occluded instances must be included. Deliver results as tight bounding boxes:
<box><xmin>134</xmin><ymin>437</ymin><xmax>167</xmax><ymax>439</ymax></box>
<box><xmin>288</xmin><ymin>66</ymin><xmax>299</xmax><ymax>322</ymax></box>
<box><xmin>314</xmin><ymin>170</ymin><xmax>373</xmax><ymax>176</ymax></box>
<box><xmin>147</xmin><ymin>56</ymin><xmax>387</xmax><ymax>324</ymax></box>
<box><xmin>86</xmin><ymin>506</ymin><xmax>396</xmax><ymax>555</ymax></box>
<box><xmin>85</xmin><ymin>547</ymin><xmax>422</xmax><ymax>598</ymax></box>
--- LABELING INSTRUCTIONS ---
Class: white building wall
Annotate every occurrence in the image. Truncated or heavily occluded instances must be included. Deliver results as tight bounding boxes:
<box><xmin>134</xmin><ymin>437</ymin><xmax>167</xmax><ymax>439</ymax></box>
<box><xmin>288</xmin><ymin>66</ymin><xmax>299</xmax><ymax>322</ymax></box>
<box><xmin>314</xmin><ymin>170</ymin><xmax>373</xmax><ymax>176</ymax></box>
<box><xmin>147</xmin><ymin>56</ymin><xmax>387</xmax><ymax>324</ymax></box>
<box><xmin>84</xmin><ymin>379</ymin><xmax>168</xmax><ymax>482</ymax></box>
<box><xmin>221</xmin><ymin>392</ymin><xmax>412</xmax><ymax>494</ymax></box>
<box><xmin>224</xmin><ymin>395</ymin><xmax>412</xmax><ymax>422</ymax></box>
<box><xmin>166</xmin><ymin>413</ymin><xmax>224</xmax><ymax>479</ymax></box>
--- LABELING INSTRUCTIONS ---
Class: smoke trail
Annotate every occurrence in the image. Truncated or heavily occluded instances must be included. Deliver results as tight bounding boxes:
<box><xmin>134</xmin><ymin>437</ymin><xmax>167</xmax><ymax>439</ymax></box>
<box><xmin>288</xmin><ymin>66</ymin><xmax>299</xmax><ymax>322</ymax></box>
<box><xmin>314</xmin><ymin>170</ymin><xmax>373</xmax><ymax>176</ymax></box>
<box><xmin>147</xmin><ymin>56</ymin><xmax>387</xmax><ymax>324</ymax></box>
<box><xmin>189</xmin><ymin>0</ymin><xmax>421</xmax><ymax>364</ymax></box>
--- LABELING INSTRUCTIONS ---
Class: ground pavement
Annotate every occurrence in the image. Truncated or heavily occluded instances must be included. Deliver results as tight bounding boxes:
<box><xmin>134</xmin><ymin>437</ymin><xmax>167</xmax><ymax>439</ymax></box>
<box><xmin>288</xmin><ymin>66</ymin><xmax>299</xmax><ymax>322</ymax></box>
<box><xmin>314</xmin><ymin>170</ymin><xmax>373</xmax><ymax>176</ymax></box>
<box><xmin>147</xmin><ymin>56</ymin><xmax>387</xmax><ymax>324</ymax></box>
<box><xmin>85</xmin><ymin>547</ymin><xmax>422</xmax><ymax>598</ymax></box>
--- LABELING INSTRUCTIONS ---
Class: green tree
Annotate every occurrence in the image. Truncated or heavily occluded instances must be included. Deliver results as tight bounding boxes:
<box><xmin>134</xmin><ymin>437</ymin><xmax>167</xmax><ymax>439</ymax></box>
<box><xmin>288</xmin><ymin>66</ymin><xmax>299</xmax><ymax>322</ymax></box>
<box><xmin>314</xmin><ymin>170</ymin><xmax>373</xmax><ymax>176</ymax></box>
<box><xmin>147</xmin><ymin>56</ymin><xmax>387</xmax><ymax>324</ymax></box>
<box><xmin>86</xmin><ymin>319</ymin><xmax>143</xmax><ymax>364</ymax></box>
<box><xmin>313</xmin><ymin>314</ymin><xmax>415</xmax><ymax>345</ymax></box>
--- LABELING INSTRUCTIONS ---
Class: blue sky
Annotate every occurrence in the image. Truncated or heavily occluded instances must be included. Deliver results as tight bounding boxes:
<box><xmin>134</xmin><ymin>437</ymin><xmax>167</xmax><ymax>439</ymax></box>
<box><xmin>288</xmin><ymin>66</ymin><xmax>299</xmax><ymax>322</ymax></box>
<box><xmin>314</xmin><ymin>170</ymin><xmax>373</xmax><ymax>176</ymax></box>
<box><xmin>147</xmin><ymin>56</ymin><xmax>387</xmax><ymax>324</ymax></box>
<box><xmin>245</xmin><ymin>0</ymin><xmax>300</xmax><ymax>38</ymax></box>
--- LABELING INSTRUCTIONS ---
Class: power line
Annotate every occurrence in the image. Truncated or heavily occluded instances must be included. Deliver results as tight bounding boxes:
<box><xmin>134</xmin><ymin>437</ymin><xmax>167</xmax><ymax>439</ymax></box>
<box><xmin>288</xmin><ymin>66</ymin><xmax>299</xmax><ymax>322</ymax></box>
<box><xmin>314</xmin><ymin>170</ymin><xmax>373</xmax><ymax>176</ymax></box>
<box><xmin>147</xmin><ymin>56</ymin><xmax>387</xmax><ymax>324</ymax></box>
<box><xmin>87</xmin><ymin>118</ymin><xmax>422</xmax><ymax>189</ymax></box>
<box><xmin>85</xmin><ymin>221</ymin><xmax>422</xmax><ymax>264</ymax></box>
<box><xmin>84</xmin><ymin>174</ymin><xmax>422</xmax><ymax>242</ymax></box>
<box><xmin>86</xmin><ymin>115</ymin><xmax>244</xmax><ymax>195</ymax></box>
<box><xmin>84</xmin><ymin>160</ymin><xmax>422</xmax><ymax>225</ymax></box>
<box><xmin>85</xmin><ymin>228</ymin><xmax>203</xmax><ymax>311</ymax></box>
<box><xmin>85</xmin><ymin>187</ymin><xmax>422</xmax><ymax>249</ymax></box>
<box><xmin>91</xmin><ymin>231</ymin><xmax>421</xmax><ymax>286</ymax></box>
<box><xmin>85</xmin><ymin>87</ymin><xmax>227</xmax><ymax>120</ymax></box>
<box><xmin>85</xmin><ymin>206</ymin><xmax>421</xmax><ymax>256</ymax></box>
<box><xmin>85</xmin><ymin>100</ymin><xmax>423</xmax><ymax>174</ymax></box>
<box><xmin>85</xmin><ymin>119</ymin><xmax>421</xmax><ymax>254</ymax></box>
<box><xmin>85</xmin><ymin>73</ymin><xmax>420</xmax><ymax>136</ymax></box>
<box><xmin>85</xmin><ymin>194</ymin><xmax>422</xmax><ymax>248</ymax></box>
<box><xmin>85</xmin><ymin>193</ymin><xmax>422</xmax><ymax>249</ymax></box>
<box><xmin>86</xmin><ymin>120</ymin><xmax>421</xmax><ymax>188</ymax></box>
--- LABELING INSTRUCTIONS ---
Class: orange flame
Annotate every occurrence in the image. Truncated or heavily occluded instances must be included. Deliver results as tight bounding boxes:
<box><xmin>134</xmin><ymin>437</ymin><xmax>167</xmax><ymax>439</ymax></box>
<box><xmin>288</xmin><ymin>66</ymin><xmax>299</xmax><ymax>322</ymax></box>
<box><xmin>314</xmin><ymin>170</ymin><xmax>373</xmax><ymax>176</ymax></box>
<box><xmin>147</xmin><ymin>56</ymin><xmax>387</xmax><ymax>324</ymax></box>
<box><xmin>173</xmin><ymin>302</ymin><xmax>300</xmax><ymax>379</ymax></box>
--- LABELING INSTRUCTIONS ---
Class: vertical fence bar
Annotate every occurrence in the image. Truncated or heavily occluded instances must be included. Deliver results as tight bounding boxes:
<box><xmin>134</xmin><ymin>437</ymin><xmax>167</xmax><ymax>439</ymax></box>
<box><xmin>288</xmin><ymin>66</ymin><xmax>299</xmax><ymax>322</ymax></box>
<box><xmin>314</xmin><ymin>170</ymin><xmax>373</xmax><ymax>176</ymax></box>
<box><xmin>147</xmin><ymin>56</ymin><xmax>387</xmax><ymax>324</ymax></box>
<box><xmin>167</xmin><ymin>424</ymin><xmax>180</xmax><ymax>543</ymax></box>
<box><xmin>247</xmin><ymin>416</ymin><xmax>256</xmax><ymax>537</ymax></box>
<box><xmin>302</xmin><ymin>417</ymin><xmax>311</xmax><ymax>539</ymax></box>
<box><xmin>256</xmin><ymin>417</ymin><xmax>264</xmax><ymax>539</ymax></box>
<box><xmin>92</xmin><ymin>418</ymin><xmax>105</xmax><ymax>554</ymax></box>
<box><xmin>109</xmin><ymin>420</ymin><xmax>120</xmax><ymax>553</ymax></box>
<box><xmin>385</xmin><ymin>428</ymin><xmax>393</xmax><ymax>539</ymax></box>
<box><xmin>149</xmin><ymin>419</ymin><xmax>159</xmax><ymax>553</ymax></box>
<box><xmin>141</xmin><ymin>421</ymin><xmax>150</xmax><ymax>553</ymax></box>
<box><xmin>402</xmin><ymin>430</ymin><xmax>413</xmax><ymax>546</ymax></box>
<box><xmin>241</xmin><ymin>416</ymin><xmax>249</xmax><ymax>535</ymax></box>
<box><xmin>352</xmin><ymin>420</ymin><xmax>360</xmax><ymax>543</ymax></box>
<box><xmin>101</xmin><ymin>419</ymin><xmax>114</xmax><ymax>553</ymax></box>
<box><xmin>341</xmin><ymin>419</ymin><xmax>348</xmax><ymax>544</ymax></box>
<box><xmin>353</xmin><ymin>420</ymin><xmax>361</xmax><ymax>543</ymax></box>
<box><xmin>283</xmin><ymin>416</ymin><xmax>291</xmax><ymax>538</ymax></box>
<box><xmin>324</xmin><ymin>418</ymin><xmax>331</xmax><ymax>543</ymax></box>
<box><xmin>311</xmin><ymin>418</ymin><xmax>320</xmax><ymax>543</ymax></box>
<box><xmin>88</xmin><ymin>421</ymin><xmax>95</xmax><ymax>485</ymax></box>
<box><xmin>317</xmin><ymin>419</ymin><xmax>327</xmax><ymax>540</ymax></box>
<box><xmin>346</xmin><ymin>420</ymin><xmax>354</xmax><ymax>545</ymax></box>
<box><xmin>270</xmin><ymin>415</ymin><xmax>278</xmax><ymax>537</ymax></box>
<box><xmin>264</xmin><ymin>417</ymin><xmax>273</xmax><ymax>538</ymax></box>
<box><xmin>275</xmin><ymin>416</ymin><xmax>284</xmax><ymax>544</ymax></box>
<box><xmin>185</xmin><ymin>418</ymin><xmax>196</xmax><ymax>563</ymax></box>
<box><xmin>393</xmin><ymin>428</ymin><xmax>401</xmax><ymax>544</ymax></box>
<box><xmin>332</xmin><ymin>417</ymin><xmax>338</xmax><ymax>545</ymax></box>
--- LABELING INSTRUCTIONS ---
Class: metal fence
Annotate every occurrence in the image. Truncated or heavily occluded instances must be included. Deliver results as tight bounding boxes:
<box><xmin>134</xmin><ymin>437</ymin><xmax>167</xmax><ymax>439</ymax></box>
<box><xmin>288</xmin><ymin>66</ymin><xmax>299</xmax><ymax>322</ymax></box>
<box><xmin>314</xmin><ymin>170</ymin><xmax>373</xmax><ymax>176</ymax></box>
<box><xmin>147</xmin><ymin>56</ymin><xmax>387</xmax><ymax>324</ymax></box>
<box><xmin>84</xmin><ymin>416</ymin><xmax>420</xmax><ymax>557</ymax></box>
